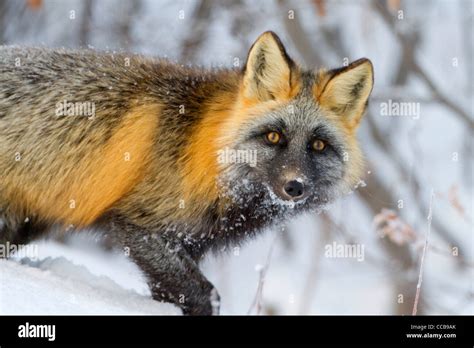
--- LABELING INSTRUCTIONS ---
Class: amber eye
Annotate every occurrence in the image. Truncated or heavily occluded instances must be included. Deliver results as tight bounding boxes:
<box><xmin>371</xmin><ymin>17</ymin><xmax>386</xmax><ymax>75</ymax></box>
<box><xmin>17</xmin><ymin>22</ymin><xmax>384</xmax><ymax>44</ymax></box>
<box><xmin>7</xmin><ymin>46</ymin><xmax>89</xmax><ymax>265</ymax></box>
<box><xmin>312</xmin><ymin>139</ymin><xmax>326</xmax><ymax>151</ymax></box>
<box><xmin>266</xmin><ymin>131</ymin><xmax>281</xmax><ymax>144</ymax></box>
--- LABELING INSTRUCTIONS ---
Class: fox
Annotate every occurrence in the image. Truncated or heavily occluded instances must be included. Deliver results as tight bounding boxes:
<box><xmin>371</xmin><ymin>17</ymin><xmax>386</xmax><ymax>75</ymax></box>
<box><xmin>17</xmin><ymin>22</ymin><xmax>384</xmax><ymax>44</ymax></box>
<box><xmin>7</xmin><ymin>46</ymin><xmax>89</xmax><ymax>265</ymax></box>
<box><xmin>0</xmin><ymin>31</ymin><xmax>373</xmax><ymax>315</ymax></box>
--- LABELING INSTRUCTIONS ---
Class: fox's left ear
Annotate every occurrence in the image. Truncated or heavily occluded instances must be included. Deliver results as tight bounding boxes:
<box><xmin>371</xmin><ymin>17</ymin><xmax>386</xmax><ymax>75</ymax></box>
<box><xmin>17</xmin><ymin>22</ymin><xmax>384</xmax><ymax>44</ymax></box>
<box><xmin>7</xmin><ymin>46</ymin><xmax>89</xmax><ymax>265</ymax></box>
<box><xmin>317</xmin><ymin>58</ymin><xmax>374</xmax><ymax>129</ymax></box>
<box><xmin>242</xmin><ymin>31</ymin><xmax>295</xmax><ymax>102</ymax></box>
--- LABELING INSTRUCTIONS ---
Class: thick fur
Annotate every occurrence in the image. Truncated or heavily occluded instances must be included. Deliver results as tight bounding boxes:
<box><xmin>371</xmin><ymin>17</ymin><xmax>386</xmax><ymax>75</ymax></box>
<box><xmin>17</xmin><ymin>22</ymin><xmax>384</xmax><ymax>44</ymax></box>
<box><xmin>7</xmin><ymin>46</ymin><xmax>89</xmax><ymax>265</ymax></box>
<box><xmin>0</xmin><ymin>32</ymin><xmax>373</xmax><ymax>315</ymax></box>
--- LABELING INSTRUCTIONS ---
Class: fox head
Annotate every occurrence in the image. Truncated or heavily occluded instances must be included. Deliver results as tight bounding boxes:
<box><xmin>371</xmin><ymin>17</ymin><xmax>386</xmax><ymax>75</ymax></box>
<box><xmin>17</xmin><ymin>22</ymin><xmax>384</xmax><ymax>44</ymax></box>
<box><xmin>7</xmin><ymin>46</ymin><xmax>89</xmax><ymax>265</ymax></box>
<box><xmin>216</xmin><ymin>31</ymin><xmax>373</xmax><ymax>215</ymax></box>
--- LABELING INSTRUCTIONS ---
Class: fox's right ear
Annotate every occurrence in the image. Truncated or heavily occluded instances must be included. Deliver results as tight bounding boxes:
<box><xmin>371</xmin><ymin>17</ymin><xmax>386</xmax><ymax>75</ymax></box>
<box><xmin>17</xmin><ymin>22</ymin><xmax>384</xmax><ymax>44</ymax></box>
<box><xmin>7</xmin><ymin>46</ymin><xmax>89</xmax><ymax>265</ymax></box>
<box><xmin>242</xmin><ymin>31</ymin><xmax>295</xmax><ymax>102</ymax></box>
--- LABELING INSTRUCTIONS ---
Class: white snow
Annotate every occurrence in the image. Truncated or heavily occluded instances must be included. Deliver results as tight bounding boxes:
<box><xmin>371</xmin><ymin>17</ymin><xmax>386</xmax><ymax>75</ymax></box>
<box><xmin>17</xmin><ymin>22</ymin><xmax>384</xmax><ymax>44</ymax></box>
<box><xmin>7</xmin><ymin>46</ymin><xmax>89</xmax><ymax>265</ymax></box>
<box><xmin>0</xmin><ymin>237</ymin><xmax>181</xmax><ymax>315</ymax></box>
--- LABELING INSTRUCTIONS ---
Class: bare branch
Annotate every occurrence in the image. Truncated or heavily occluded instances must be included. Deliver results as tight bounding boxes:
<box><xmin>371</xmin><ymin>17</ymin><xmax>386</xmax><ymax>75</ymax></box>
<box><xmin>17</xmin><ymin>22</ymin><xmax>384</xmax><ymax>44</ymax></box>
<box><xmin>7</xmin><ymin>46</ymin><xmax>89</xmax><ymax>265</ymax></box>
<box><xmin>371</xmin><ymin>0</ymin><xmax>474</xmax><ymax>132</ymax></box>
<box><xmin>277</xmin><ymin>0</ymin><xmax>324</xmax><ymax>66</ymax></box>
<box><xmin>78</xmin><ymin>0</ymin><xmax>93</xmax><ymax>47</ymax></box>
<box><xmin>114</xmin><ymin>0</ymin><xmax>142</xmax><ymax>50</ymax></box>
<box><xmin>248</xmin><ymin>234</ymin><xmax>277</xmax><ymax>315</ymax></box>
<box><xmin>179</xmin><ymin>0</ymin><xmax>213</xmax><ymax>63</ymax></box>
<box><xmin>413</xmin><ymin>189</ymin><xmax>435</xmax><ymax>315</ymax></box>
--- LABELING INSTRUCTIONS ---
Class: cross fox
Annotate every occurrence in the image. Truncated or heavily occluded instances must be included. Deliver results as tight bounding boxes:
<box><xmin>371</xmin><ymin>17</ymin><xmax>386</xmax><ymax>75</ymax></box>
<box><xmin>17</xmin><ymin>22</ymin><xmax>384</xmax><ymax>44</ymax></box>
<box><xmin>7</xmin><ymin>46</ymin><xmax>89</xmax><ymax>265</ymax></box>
<box><xmin>0</xmin><ymin>31</ymin><xmax>373</xmax><ymax>315</ymax></box>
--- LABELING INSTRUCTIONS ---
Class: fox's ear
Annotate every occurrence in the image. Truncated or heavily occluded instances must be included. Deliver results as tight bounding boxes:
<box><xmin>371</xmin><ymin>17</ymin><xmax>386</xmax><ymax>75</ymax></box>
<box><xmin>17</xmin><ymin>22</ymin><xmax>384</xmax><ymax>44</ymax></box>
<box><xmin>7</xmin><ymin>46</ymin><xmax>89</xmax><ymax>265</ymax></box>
<box><xmin>242</xmin><ymin>31</ymin><xmax>295</xmax><ymax>102</ymax></box>
<box><xmin>317</xmin><ymin>58</ymin><xmax>374</xmax><ymax>129</ymax></box>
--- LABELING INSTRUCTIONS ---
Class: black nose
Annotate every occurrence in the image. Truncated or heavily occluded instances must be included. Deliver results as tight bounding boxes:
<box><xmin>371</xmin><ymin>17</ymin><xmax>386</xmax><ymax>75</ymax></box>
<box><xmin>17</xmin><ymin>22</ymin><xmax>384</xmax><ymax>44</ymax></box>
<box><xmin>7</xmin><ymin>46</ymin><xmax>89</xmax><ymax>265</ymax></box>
<box><xmin>284</xmin><ymin>180</ymin><xmax>304</xmax><ymax>198</ymax></box>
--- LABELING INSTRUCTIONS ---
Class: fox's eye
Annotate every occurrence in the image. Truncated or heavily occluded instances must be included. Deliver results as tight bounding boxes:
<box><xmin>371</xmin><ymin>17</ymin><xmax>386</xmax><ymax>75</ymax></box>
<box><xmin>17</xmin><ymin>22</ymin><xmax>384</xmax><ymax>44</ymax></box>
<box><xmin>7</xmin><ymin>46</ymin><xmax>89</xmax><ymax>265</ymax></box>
<box><xmin>265</xmin><ymin>131</ymin><xmax>281</xmax><ymax>145</ymax></box>
<box><xmin>312</xmin><ymin>139</ymin><xmax>326</xmax><ymax>152</ymax></box>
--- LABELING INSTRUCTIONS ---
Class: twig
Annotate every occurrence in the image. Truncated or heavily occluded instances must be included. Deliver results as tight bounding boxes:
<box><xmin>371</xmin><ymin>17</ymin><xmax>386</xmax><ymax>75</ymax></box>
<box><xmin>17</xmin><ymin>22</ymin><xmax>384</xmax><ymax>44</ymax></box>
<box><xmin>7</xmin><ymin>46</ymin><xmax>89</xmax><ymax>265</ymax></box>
<box><xmin>412</xmin><ymin>189</ymin><xmax>435</xmax><ymax>315</ymax></box>
<box><xmin>247</xmin><ymin>234</ymin><xmax>277</xmax><ymax>315</ymax></box>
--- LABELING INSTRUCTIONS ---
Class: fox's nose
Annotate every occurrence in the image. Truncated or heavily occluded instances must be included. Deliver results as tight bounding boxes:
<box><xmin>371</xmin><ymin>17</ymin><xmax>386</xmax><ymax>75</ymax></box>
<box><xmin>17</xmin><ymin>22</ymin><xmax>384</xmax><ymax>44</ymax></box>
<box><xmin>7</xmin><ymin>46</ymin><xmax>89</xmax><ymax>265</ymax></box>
<box><xmin>283</xmin><ymin>180</ymin><xmax>304</xmax><ymax>199</ymax></box>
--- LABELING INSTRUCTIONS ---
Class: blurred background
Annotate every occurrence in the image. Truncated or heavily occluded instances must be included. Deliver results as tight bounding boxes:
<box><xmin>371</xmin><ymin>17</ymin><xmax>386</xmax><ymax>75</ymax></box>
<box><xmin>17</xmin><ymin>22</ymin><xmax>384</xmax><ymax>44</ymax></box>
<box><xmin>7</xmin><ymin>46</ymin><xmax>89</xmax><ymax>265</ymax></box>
<box><xmin>0</xmin><ymin>0</ymin><xmax>472</xmax><ymax>315</ymax></box>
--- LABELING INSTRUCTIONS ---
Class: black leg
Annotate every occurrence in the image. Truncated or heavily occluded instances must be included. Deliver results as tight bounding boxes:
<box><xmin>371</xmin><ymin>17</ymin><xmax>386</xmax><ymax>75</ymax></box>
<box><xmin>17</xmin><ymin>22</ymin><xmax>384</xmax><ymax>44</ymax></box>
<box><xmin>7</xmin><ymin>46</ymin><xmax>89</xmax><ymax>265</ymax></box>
<box><xmin>0</xmin><ymin>209</ymin><xmax>48</xmax><ymax>253</ymax></box>
<box><xmin>102</xmin><ymin>216</ymin><xmax>220</xmax><ymax>315</ymax></box>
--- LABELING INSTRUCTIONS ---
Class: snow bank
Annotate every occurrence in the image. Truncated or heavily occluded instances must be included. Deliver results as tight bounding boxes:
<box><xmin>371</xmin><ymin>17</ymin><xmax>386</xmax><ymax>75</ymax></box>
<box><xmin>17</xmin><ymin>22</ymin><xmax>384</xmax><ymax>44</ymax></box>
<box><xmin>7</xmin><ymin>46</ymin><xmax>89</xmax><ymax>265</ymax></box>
<box><xmin>0</xmin><ymin>238</ymin><xmax>181</xmax><ymax>315</ymax></box>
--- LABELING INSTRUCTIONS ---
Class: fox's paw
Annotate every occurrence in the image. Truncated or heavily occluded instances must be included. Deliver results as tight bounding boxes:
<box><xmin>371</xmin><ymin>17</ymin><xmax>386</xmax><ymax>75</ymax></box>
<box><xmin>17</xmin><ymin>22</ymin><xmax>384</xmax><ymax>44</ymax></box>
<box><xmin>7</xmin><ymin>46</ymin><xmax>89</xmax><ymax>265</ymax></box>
<box><xmin>178</xmin><ymin>284</ymin><xmax>220</xmax><ymax>316</ymax></box>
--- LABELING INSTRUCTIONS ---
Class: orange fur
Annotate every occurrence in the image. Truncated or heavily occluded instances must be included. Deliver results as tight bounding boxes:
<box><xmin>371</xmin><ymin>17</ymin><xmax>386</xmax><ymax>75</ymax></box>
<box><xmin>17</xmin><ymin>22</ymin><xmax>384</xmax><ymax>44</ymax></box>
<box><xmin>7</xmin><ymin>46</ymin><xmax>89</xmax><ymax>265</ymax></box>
<box><xmin>10</xmin><ymin>105</ymin><xmax>160</xmax><ymax>226</ymax></box>
<box><xmin>180</xmin><ymin>112</ymin><xmax>224</xmax><ymax>206</ymax></box>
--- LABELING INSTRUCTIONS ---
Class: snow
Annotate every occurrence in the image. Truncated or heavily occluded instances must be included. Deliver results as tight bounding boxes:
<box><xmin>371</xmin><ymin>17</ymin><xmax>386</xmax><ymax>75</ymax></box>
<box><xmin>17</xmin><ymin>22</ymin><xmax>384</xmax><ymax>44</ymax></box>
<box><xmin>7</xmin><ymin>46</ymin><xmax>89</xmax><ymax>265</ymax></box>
<box><xmin>0</xmin><ymin>237</ymin><xmax>180</xmax><ymax>315</ymax></box>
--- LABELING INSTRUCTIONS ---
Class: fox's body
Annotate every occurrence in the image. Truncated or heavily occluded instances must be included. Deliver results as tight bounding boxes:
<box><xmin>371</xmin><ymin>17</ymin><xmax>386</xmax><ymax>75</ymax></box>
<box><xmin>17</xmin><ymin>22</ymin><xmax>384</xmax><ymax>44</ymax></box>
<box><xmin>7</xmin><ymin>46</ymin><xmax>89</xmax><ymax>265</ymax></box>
<box><xmin>0</xmin><ymin>32</ymin><xmax>373</xmax><ymax>314</ymax></box>
<box><xmin>0</xmin><ymin>47</ymin><xmax>241</xmax><ymax>251</ymax></box>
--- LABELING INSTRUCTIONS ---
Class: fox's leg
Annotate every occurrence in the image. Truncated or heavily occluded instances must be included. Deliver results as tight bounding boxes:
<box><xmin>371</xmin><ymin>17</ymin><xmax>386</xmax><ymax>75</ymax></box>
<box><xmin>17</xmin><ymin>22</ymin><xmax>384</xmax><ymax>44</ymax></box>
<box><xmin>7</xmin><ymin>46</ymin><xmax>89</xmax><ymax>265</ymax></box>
<box><xmin>101</xmin><ymin>215</ymin><xmax>220</xmax><ymax>315</ymax></box>
<box><xmin>0</xmin><ymin>199</ymin><xmax>49</xmax><ymax>249</ymax></box>
<box><xmin>0</xmin><ymin>213</ymin><xmax>14</xmax><ymax>250</ymax></box>
<box><xmin>0</xmin><ymin>210</ymin><xmax>49</xmax><ymax>257</ymax></box>
<box><xmin>0</xmin><ymin>205</ymin><xmax>26</xmax><ymax>250</ymax></box>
